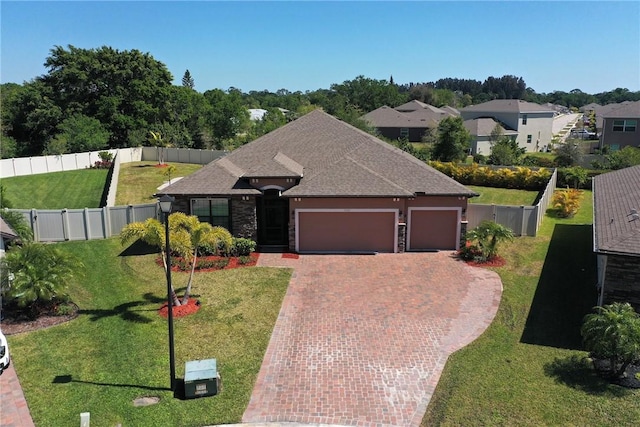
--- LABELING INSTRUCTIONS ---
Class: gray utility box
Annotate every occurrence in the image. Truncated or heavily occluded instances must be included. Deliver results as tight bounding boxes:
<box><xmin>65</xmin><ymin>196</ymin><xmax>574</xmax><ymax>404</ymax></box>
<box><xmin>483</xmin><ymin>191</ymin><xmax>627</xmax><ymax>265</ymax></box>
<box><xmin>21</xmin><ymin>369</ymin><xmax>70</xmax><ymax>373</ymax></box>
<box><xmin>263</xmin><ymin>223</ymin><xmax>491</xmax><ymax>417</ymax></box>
<box><xmin>184</xmin><ymin>358</ymin><xmax>220</xmax><ymax>399</ymax></box>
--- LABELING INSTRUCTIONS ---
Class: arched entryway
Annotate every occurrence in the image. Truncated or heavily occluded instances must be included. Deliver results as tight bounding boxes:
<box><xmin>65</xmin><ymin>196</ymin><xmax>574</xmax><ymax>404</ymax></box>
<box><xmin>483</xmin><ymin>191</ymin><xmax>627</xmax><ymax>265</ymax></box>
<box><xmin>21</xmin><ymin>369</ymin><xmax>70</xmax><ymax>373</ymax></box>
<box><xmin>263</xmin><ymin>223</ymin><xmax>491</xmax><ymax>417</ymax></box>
<box><xmin>256</xmin><ymin>188</ymin><xmax>290</xmax><ymax>249</ymax></box>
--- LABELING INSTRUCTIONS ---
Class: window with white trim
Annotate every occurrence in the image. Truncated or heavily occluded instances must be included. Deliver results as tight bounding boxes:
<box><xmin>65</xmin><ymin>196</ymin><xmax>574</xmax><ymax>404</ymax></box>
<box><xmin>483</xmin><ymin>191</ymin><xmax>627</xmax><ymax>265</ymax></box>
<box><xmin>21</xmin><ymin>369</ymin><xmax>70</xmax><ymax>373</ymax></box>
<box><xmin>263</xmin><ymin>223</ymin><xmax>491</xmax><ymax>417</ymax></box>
<box><xmin>522</xmin><ymin>114</ymin><xmax>528</xmax><ymax>125</ymax></box>
<box><xmin>527</xmin><ymin>134</ymin><xmax>532</xmax><ymax>144</ymax></box>
<box><xmin>612</xmin><ymin>120</ymin><xmax>637</xmax><ymax>132</ymax></box>
<box><xmin>191</xmin><ymin>198</ymin><xmax>230</xmax><ymax>229</ymax></box>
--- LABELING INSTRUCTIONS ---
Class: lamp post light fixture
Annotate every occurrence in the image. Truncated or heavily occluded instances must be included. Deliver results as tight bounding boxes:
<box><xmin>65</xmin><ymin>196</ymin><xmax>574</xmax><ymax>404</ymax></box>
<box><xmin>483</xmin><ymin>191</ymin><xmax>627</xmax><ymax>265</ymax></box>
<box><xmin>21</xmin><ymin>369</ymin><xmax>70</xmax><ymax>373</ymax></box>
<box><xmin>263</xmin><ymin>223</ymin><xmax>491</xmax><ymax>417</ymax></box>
<box><xmin>158</xmin><ymin>194</ymin><xmax>176</xmax><ymax>391</ymax></box>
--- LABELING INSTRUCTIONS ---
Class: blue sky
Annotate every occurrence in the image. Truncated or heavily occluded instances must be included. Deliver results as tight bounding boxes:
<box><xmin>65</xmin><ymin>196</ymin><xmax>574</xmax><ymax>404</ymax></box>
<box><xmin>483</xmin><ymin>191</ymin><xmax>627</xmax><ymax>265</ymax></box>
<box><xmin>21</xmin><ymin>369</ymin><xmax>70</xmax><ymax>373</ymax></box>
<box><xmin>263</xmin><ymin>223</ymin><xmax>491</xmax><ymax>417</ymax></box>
<box><xmin>2</xmin><ymin>1</ymin><xmax>639</xmax><ymax>94</ymax></box>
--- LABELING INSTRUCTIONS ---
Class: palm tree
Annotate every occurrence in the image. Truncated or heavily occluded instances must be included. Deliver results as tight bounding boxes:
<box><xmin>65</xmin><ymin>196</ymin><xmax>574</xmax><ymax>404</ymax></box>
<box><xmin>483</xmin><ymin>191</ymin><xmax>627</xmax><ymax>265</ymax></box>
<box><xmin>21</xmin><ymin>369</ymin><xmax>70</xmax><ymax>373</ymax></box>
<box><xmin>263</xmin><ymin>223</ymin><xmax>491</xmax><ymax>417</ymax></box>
<box><xmin>581</xmin><ymin>302</ymin><xmax>640</xmax><ymax>378</ymax></box>
<box><xmin>0</xmin><ymin>243</ymin><xmax>83</xmax><ymax>308</ymax></box>
<box><xmin>466</xmin><ymin>220</ymin><xmax>514</xmax><ymax>260</ymax></box>
<box><xmin>121</xmin><ymin>214</ymin><xmax>233</xmax><ymax>306</ymax></box>
<box><xmin>149</xmin><ymin>130</ymin><xmax>168</xmax><ymax>165</ymax></box>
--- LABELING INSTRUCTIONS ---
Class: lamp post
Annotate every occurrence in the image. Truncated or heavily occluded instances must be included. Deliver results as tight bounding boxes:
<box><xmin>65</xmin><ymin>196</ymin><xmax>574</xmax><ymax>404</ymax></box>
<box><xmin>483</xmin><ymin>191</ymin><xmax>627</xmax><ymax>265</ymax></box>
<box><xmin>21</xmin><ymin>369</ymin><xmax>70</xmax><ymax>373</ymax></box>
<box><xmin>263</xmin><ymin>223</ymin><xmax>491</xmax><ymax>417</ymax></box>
<box><xmin>158</xmin><ymin>194</ymin><xmax>176</xmax><ymax>391</ymax></box>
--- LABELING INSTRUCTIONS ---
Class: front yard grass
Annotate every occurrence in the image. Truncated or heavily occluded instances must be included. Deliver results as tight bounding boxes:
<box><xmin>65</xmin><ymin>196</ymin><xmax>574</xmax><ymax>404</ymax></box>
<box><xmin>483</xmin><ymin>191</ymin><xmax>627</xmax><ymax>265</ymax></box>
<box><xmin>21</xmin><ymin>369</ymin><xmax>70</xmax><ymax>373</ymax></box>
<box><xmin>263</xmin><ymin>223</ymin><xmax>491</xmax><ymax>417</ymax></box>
<box><xmin>1</xmin><ymin>169</ymin><xmax>109</xmax><ymax>209</ymax></box>
<box><xmin>116</xmin><ymin>161</ymin><xmax>202</xmax><ymax>205</ymax></box>
<box><xmin>422</xmin><ymin>190</ymin><xmax>640</xmax><ymax>426</ymax></box>
<box><xmin>467</xmin><ymin>185</ymin><xmax>540</xmax><ymax>206</ymax></box>
<box><xmin>7</xmin><ymin>238</ymin><xmax>290</xmax><ymax>426</ymax></box>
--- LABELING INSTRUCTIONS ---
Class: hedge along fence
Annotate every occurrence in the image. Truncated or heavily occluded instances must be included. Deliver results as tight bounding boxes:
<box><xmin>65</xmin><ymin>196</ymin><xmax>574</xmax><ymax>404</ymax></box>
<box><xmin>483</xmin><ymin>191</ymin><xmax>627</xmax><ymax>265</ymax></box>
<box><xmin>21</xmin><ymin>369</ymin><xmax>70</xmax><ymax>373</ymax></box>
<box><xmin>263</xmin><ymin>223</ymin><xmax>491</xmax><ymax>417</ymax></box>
<box><xmin>428</xmin><ymin>161</ymin><xmax>552</xmax><ymax>190</ymax></box>
<box><xmin>3</xmin><ymin>147</ymin><xmax>227</xmax><ymax>242</ymax></box>
<box><xmin>429</xmin><ymin>163</ymin><xmax>558</xmax><ymax>237</ymax></box>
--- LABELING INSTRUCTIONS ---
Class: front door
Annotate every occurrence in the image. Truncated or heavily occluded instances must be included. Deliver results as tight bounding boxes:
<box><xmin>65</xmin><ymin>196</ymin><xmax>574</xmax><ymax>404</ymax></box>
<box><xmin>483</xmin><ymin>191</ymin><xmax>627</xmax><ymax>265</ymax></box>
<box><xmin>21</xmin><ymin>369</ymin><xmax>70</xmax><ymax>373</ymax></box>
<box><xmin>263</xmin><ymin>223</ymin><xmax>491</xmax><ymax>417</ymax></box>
<box><xmin>256</xmin><ymin>189</ymin><xmax>289</xmax><ymax>246</ymax></box>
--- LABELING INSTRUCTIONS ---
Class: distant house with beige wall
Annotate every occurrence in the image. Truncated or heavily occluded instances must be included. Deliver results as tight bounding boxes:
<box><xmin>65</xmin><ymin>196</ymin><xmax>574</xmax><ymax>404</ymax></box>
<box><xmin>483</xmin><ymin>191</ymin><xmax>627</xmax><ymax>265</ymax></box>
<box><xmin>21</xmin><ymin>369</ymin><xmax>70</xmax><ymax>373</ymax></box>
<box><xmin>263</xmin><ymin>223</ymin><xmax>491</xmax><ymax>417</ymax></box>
<box><xmin>460</xmin><ymin>100</ymin><xmax>555</xmax><ymax>153</ymax></box>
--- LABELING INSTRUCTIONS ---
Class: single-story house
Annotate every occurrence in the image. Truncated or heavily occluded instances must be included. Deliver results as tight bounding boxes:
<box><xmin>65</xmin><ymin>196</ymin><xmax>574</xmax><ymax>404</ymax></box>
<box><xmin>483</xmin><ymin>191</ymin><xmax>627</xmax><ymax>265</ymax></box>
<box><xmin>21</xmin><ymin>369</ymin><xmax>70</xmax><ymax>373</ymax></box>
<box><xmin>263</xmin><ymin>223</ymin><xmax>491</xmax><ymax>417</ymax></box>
<box><xmin>599</xmin><ymin>101</ymin><xmax>640</xmax><ymax>151</ymax></box>
<box><xmin>463</xmin><ymin>118</ymin><xmax>519</xmax><ymax>156</ymax></box>
<box><xmin>160</xmin><ymin>109</ymin><xmax>477</xmax><ymax>253</ymax></box>
<box><xmin>460</xmin><ymin>99</ymin><xmax>555</xmax><ymax>153</ymax></box>
<box><xmin>361</xmin><ymin>100</ymin><xmax>456</xmax><ymax>142</ymax></box>
<box><xmin>593</xmin><ymin>165</ymin><xmax>640</xmax><ymax>310</ymax></box>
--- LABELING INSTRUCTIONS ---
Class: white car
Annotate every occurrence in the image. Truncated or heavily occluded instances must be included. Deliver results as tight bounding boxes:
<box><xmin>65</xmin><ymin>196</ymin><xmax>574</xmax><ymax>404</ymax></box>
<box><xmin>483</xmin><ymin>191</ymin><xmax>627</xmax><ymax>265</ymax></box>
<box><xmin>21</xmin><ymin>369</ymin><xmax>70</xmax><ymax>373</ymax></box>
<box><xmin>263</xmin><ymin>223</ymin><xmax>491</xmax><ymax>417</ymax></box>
<box><xmin>0</xmin><ymin>329</ymin><xmax>10</xmax><ymax>374</ymax></box>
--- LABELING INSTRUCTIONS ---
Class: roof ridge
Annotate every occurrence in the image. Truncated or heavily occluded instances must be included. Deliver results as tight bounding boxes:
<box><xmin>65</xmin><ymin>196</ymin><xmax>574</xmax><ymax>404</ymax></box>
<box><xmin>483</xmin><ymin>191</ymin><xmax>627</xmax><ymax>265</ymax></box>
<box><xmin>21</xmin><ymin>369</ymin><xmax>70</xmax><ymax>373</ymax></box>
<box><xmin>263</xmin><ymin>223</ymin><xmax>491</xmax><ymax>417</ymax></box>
<box><xmin>343</xmin><ymin>155</ymin><xmax>414</xmax><ymax>195</ymax></box>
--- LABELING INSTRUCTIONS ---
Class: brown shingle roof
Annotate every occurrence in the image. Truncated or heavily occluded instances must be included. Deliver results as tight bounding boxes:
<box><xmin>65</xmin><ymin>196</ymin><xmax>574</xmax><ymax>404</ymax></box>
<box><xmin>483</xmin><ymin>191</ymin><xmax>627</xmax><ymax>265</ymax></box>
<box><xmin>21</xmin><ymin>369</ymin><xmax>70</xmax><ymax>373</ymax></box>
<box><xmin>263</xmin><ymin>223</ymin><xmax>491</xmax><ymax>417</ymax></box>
<box><xmin>593</xmin><ymin>165</ymin><xmax>640</xmax><ymax>256</ymax></box>
<box><xmin>463</xmin><ymin>118</ymin><xmax>518</xmax><ymax>137</ymax></box>
<box><xmin>163</xmin><ymin>110</ymin><xmax>476</xmax><ymax>198</ymax></box>
<box><xmin>461</xmin><ymin>99</ymin><xmax>555</xmax><ymax>114</ymax></box>
<box><xmin>602</xmin><ymin>101</ymin><xmax>640</xmax><ymax>118</ymax></box>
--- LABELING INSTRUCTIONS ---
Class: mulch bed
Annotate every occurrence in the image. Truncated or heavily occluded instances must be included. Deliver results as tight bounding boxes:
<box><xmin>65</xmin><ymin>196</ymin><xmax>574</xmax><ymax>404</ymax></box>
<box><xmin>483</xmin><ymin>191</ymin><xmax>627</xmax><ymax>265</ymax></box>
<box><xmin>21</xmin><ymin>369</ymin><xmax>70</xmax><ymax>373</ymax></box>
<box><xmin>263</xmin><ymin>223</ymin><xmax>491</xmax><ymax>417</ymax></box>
<box><xmin>463</xmin><ymin>256</ymin><xmax>506</xmax><ymax>268</ymax></box>
<box><xmin>282</xmin><ymin>253</ymin><xmax>299</xmax><ymax>259</ymax></box>
<box><xmin>158</xmin><ymin>298</ymin><xmax>201</xmax><ymax>318</ymax></box>
<box><xmin>1</xmin><ymin>303</ymin><xmax>79</xmax><ymax>336</ymax></box>
<box><xmin>592</xmin><ymin>358</ymin><xmax>640</xmax><ymax>389</ymax></box>
<box><xmin>157</xmin><ymin>252</ymin><xmax>260</xmax><ymax>272</ymax></box>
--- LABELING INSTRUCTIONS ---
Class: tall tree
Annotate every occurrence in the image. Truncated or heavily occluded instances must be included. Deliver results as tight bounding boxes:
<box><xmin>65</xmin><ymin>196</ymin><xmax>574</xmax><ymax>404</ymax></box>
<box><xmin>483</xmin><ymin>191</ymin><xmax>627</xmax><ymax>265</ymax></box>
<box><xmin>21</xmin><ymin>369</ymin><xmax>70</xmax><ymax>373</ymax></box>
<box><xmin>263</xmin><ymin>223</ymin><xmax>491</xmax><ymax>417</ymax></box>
<box><xmin>432</xmin><ymin>116</ymin><xmax>471</xmax><ymax>162</ymax></box>
<box><xmin>40</xmin><ymin>45</ymin><xmax>173</xmax><ymax>147</ymax></box>
<box><xmin>182</xmin><ymin>69</ymin><xmax>195</xmax><ymax>89</ymax></box>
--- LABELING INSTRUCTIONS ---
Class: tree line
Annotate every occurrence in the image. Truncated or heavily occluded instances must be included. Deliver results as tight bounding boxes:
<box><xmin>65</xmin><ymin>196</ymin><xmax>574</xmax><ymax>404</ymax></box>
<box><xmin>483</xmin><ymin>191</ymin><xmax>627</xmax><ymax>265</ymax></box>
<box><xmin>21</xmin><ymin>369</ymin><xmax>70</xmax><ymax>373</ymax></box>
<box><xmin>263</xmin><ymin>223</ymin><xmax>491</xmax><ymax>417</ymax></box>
<box><xmin>2</xmin><ymin>45</ymin><xmax>639</xmax><ymax>159</ymax></box>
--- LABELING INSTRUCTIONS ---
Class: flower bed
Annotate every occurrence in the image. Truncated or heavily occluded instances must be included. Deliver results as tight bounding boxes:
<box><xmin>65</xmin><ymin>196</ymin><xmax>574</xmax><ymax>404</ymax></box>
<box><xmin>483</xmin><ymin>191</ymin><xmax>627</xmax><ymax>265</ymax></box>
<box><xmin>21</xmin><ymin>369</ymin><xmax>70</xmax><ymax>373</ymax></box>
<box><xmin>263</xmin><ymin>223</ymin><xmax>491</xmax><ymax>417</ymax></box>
<box><xmin>157</xmin><ymin>252</ymin><xmax>260</xmax><ymax>272</ymax></box>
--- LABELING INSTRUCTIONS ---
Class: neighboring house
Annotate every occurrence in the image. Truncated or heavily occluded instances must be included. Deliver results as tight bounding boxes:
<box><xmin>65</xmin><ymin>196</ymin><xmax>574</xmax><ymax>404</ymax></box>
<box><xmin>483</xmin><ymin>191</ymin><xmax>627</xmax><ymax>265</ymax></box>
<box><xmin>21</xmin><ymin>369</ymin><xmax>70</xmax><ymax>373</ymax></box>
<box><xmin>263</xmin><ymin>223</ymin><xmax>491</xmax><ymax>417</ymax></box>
<box><xmin>161</xmin><ymin>110</ymin><xmax>477</xmax><ymax>253</ymax></box>
<box><xmin>361</xmin><ymin>100</ymin><xmax>456</xmax><ymax>142</ymax></box>
<box><xmin>460</xmin><ymin>100</ymin><xmax>555</xmax><ymax>153</ymax></box>
<box><xmin>579</xmin><ymin>102</ymin><xmax>601</xmax><ymax>114</ymax></box>
<box><xmin>463</xmin><ymin>118</ymin><xmax>518</xmax><ymax>156</ymax></box>
<box><xmin>0</xmin><ymin>216</ymin><xmax>18</xmax><ymax>258</ymax></box>
<box><xmin>599</xmin><ymin>101</ymin><xmax>640</xmax><ymax>151</ymax></box>
<box><xmin>249</xmin><ymin>108</ymin><xmax>290</xmax><ymax>121</ymax></box>
<box><xmin>593</xmin><ymin>165</ymin><xmax>640</xmax><ymax>310</ymax></box>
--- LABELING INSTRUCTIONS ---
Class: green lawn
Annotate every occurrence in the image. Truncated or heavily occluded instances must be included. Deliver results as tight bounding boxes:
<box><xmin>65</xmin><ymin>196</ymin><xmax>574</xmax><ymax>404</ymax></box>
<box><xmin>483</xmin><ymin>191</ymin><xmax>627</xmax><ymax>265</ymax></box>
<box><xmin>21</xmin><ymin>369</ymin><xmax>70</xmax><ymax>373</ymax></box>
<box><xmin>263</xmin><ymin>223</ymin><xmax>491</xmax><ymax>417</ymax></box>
<box><xmin>422</xmin><ymin>190</ymin><xmax>640</xmax><ymax>426</ymax></box>
<box><xmin>2</xmin><ymin>169</ymin><xmax>109</xmax><ymax>209</ymax></box>
<box><xmin>7</xmin><ymin>239</ymin><xmax>290</xmax><ymax>427</ymax></box>
<box><xmin>467</xmin><ymin>185</ymin><xmax>541</xmax><ymax>206</ymax></box>
<box><xmin>116</xmin><ymin>161</ymin><xmax>202</xmax><ymax>205</ymax></box>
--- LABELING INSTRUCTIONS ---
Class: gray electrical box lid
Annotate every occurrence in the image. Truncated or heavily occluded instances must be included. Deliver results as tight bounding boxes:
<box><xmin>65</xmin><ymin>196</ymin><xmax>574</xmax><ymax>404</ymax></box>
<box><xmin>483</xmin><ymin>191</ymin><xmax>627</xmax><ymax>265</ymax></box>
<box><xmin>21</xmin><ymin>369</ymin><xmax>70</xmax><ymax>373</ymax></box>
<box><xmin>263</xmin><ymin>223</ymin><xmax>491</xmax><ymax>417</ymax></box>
<box><xmin>184</xmin><ymin>358</ymin><xmax>218</xmax><ymax>382</ymax></box>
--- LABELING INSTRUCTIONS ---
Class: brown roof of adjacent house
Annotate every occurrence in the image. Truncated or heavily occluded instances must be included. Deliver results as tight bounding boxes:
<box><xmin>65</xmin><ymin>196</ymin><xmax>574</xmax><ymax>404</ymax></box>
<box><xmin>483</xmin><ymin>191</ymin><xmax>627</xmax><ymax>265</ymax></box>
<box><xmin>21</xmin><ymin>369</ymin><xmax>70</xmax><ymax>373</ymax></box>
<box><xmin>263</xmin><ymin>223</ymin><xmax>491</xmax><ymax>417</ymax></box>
<box><xmin>593</xmin><ymin>165</ymin><xmax>640</xmax><ymax>256</ymax></box>
<box><xmin>362</xmin><ymin>103</ymin><xmax>452</xmax><ymax>129</ymax></box>
<box><xmin>0</xmin><ymin>216</ymin><xmax>19</xmax><ymax>241</ymax></box>
<box><xmin>602</xmin><ymin>101</ymin><xmax>640</xmax><ymax>118</ymax></box>
<box><xmin>162</xmin><ymin>109</ymin><xmax>477</xmax><ymax>198</ymax></box>
<box><xmin>463</xmin><ymin>118</ymin><xmax>518</xmax><ymax>137</ymax></box>
<box><xmin>461</xmin><ymin>99</ymin><xmax>555</xmax><ymax>114</ymax></box>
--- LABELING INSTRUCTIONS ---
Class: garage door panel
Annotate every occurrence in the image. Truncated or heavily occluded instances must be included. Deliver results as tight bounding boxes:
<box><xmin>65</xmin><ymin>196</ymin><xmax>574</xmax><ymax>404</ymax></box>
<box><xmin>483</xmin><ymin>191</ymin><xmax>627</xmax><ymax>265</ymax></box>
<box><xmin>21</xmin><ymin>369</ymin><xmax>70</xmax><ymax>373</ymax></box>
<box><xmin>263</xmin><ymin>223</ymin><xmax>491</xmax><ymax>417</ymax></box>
<box><xmin>409</xmin><ymin>210</ymin><xmax>458</xmax><ymax>250</ymax></box>
<box><xmin>298</xmin><ymin>211</ymin><xmax>395</xmax><ymax>252</ymax></box>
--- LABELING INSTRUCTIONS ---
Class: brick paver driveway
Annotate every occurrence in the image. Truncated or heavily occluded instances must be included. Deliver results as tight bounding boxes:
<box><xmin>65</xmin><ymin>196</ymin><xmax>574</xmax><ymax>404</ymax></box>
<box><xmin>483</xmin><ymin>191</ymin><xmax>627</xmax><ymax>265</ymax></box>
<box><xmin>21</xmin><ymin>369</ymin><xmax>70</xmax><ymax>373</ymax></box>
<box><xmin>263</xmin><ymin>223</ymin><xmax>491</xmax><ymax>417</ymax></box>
<box><xmin>243</xmin><ymin>252</ymin><xmax>502</xmax><ymax>427</ymax></box>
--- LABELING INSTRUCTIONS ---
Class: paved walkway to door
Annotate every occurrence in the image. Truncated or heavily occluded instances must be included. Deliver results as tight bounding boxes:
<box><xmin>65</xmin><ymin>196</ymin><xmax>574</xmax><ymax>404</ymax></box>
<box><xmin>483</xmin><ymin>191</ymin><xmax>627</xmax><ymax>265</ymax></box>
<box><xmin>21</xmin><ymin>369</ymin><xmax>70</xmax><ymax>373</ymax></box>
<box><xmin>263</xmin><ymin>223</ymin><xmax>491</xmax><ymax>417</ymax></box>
<box><xmin>242</xmin><ymin>252</ymin><xmax>502</xmax><ymax>427</ymax></box>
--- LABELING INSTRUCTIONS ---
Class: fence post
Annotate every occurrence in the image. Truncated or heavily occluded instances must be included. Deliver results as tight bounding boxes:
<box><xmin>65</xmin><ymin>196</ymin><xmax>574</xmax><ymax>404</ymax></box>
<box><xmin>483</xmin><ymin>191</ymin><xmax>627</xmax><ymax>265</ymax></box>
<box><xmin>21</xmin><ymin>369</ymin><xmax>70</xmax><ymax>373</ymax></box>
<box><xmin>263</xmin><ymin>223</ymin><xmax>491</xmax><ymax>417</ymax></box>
<box><xmin>520</xmin><ymin>206</ymin><xmax>526</xmax><ymax>236</ymax></box>
<box><xmin>83</xmin><ymin>208</ymin><xmax>91</xmax><ymax>240</ymax></box>
<box><xmin>492</xmin><ymin>204</ymin><xmax>497</xmax><ymax>221</ymax></box>
<box><xmin>62</xmin><ymin>208</ymin><xmax>70</xmax><ymax>241</ymax></box>
<box><xmin>30</xmin><ymin>209</ymin><xmax>40</xmax><ymax>242</ymax></box>
<box><xmin>102</xmin><ymin>206</ymin><xmax>111</xmax><ymax>238</ymax></box>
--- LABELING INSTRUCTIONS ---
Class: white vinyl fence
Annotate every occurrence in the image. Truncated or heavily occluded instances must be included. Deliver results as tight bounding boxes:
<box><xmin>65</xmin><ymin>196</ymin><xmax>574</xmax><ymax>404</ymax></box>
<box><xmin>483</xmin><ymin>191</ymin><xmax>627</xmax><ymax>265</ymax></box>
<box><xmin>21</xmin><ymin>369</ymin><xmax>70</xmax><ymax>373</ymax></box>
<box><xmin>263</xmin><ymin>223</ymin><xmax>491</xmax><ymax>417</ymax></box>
<box><xmin>0</xmin><ymin>147</ymin><xmax>226</xmax><ymax>179</ymax></box>
<box><xmin>1</xmin><ymin>147</ymin><xmax>227</xmax><ymax>242</ymax></box>
<box><xmin>466</xmin><ymin>168</ymin><xmax>558</xmax><ymax>236</ymax></box>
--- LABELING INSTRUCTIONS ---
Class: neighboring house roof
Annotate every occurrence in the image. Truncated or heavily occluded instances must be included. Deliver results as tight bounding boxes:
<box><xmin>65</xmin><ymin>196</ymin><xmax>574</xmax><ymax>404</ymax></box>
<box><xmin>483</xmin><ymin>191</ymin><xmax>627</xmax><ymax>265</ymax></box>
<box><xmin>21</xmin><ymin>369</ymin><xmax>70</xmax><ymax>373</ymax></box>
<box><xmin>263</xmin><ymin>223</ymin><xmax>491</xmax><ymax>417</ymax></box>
<box><xmin>602</xmin><ymin>101</ymin><xmax>640</xmax><ymax>119</ymax></box>
<box><xmin>580</xmin><ymin>102</ymin><xmax>601</xmax><ymax>112</ymax></box>
<box><xmin>0</xmin><ymin>216</ymin><xmax>19</xmax><ymax>241</ymax></box>
<box><xmin>395</xmin><ymin>100</ymin><xmax>430</xmax><ymax>112</ymax></box>
<box><xmin>594</xmin><ymin>101</ymin><xmax>636</xmax><ymax>129</ymax></box>
<box><xmin>463</xmin><ymin>118</ymin><xmax>518</xmax><ymax>137</ymax></box>
<box><xmin>593</xmin><ymin>165</ymin><xmax>640</xmax><ymax>256</ymax></box>
<box><xmin>362</xmin><ymin>104</ymin><xmax>450</xmax><ymax>129</ymax></box>
<box><xmin>461</xmin><ymin>99</ymin><xmax>555</xmax><ymax>114</ymax></box>
<box><xmin>441</xmin><ymin>105</ymin><xmax>460</xmax><ymax>116</ymax></box>
<box><xmin>162</xmin><ymin>110</ymin><xmax>477</xmax><ymax>198</ymax></box>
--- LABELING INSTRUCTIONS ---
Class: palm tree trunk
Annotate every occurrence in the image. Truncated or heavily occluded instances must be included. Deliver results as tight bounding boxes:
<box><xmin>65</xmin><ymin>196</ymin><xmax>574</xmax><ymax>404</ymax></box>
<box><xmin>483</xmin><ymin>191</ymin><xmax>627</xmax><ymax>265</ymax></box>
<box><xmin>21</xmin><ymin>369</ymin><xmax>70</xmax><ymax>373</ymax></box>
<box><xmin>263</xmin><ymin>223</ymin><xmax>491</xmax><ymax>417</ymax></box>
<box><xmin>181</xmin><ymin>249</ymin><xmax>198</xmax><ymax>305</ymax></box>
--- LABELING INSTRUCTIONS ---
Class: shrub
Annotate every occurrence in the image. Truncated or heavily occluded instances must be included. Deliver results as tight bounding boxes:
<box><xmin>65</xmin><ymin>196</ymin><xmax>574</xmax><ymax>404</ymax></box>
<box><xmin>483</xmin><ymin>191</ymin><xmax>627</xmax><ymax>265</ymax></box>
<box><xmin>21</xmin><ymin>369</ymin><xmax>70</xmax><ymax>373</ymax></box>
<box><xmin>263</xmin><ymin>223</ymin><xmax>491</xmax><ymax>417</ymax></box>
<box><xmin>428</xmin><ymin>161</ymin><xmax>551</xmax><ymax>190</ymax></box>
<box><xmin>522</xmin><ymin>155</ymin><xmax>556</xmax><ymax>168</ymax></box>
<box><xmin>238</xmin><ymin>255</ymin><xmax>253</xmax><ymax>265</ymax></box>
<box><xmin>464</xmin><ymin>221</ymin><xmax>514</xmax><ymax>262</ymax></box>
<box><xmin>229</xmin><ymin>237</ymin><xmax>257</xmax><ymax>256</ymax></box>
<box><xmin>551</xmin><ymin>189</ymin><xmax>582</xmax><ymax>217</ymax></box>
<box><xmin>472</xmin><ymin>153</ymin><xmax>487</xmax><ymax>164</ymax></box>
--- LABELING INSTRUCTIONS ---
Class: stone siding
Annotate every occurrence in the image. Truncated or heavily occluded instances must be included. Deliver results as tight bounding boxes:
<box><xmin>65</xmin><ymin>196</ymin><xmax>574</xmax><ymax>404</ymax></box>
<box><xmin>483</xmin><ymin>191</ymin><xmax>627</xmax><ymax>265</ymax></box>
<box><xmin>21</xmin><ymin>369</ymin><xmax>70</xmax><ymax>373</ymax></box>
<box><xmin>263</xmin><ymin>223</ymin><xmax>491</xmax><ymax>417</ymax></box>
<box><xmin>232</xmin><ymin>197</ymin><xmax>257</xmax><ymax>240</ymax></box>
<box><xmin>603</xmin><ymin>254</ymin><xmax>640</xmax><ymax>310</ymax></box>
